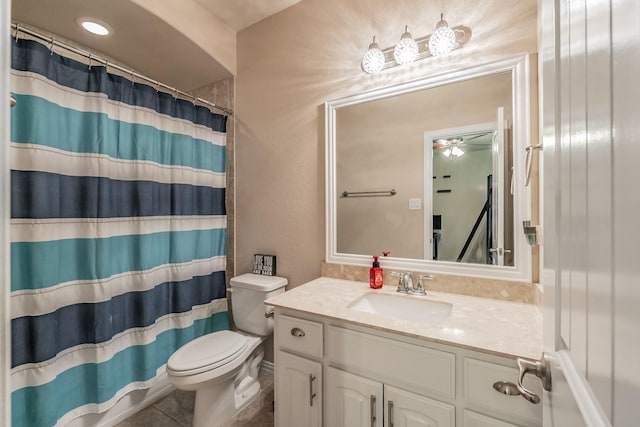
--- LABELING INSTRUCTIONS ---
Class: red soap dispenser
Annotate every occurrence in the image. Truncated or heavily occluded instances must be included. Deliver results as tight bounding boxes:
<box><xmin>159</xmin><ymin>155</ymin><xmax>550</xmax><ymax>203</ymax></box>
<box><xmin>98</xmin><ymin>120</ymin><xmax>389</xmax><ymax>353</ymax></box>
<box><xmin>369</xmin><ymin>255</ymin><xmax>383</xmax><ymax>289</ymax></box>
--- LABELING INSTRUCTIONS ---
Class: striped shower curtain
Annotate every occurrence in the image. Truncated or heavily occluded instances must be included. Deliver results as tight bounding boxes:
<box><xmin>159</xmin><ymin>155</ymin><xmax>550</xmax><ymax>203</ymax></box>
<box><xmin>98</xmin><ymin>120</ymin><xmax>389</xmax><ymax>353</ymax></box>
<box><xmin>9</xmin><ymin>38</ymin><xmax>230</xmax><ymax>426</ymax></box>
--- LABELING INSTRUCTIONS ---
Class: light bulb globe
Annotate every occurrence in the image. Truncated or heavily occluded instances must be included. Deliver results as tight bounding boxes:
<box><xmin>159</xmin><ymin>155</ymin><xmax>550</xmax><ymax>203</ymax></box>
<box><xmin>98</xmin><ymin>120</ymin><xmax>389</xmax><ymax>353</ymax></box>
<box><xmin>362</xmin><ymin>44</ymin><xmax>385</xmax><ymax>74</ymax></box>
<box><xmin>428</xmin><ymin>25</ymin><xmax>456</xmax><ymax>56</ymax></box>
<box><xmin>393</xmin><ymin>27</ymin><xmax>418</xmax><ymax>65</ymax></box>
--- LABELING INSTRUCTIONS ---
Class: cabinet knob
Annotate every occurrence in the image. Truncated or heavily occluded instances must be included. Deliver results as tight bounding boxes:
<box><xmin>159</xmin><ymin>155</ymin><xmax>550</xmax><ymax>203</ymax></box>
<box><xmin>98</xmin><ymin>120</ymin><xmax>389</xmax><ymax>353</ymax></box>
<box><xmin>492</xmin><ymin>380</ymin><xmax>521</xmax><ymax>396</ymax></box>
<box><xmin>291</xmin><ymin>327</ymin><xmax>306</xmax><ymax>337</ymax></box>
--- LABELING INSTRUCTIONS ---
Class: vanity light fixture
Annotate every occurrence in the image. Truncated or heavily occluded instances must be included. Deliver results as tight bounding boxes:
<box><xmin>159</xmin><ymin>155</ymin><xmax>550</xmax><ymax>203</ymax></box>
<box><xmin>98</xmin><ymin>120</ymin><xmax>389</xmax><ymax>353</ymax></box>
<box><xmin>360</xmin><ymin>14</ymin><xmax>470</xmax><ymax>74</ymax></box>
<box><xmin>76</xmin><ymin>18</ymin><xmax>111</xmax><ymax>36</ymax></box>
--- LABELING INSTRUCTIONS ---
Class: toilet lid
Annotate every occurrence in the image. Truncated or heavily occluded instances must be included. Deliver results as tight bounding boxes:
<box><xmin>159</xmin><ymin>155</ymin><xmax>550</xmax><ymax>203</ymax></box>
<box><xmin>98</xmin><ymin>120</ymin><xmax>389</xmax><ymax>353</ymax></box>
<box><xmin>167</xmin><ymin>330</ymin><xmax>248</xmax><ymax>374</ymax></box>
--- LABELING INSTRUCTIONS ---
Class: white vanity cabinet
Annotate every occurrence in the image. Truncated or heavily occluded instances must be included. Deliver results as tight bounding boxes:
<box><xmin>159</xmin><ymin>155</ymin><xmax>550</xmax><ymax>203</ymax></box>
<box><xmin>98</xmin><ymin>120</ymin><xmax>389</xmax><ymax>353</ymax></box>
<box><xmin>273</xmin><ymin>310</ymin><xmax>541</xmax><ymax>427</ymax></box>
<box><xmin>275</xmin><ymin>351</ymin><xmax>322</xmax><ymax>427</ymax></box>
<box><xmin>274</xmin><ymin>314</ymin><xmax>323</xmax><ymax>427</ymax></box>
<box><xmin>326</xmin><ymin>367</ymin><xmax>455</xmax><ymax>427</ymax></box>
<box><xmin>326</xmin><ymin>367</ymin><xmax>383</xmax><ymax>427</ymax></box>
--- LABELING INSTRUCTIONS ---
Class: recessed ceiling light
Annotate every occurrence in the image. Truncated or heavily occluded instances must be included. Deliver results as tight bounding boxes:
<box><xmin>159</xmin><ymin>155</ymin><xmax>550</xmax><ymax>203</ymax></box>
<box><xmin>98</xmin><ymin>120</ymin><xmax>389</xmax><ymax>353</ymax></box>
<box><xmin>76</xmin><ymin>18</ymin><xmax>111</xmax><ymax>36</ymax></box>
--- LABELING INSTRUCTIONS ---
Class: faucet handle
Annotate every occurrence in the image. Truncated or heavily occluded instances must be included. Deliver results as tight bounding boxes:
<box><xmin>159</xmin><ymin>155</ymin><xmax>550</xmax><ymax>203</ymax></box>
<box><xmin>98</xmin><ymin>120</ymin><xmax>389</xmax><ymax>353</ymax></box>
<box><xmin>389</xmin><ymin>272</ymin><xmax>405</xmax><ymax>293</ymax></box>
<box><xmin>402</xmin><ymin>272</ymin><xmax>415</xmax><ymax>291</ymax></box>
<box><xmin>409</xmin><ymin>274</ymin><xmax>434</xmax><ymax>296</ymax></box>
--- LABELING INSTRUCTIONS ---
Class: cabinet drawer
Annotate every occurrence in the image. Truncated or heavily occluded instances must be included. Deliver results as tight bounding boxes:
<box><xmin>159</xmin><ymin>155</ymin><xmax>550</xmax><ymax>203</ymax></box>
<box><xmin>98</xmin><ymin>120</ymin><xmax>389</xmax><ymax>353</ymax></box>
<box><xmin>464</xmin><ymin>410</ymin><xmax>521</xmax><ymax>427</ymax></box>
<box><xmin>276</xmin><ymin>314</ymin><xmax>323</xmax><ymax>359</ymax></box>
<box><xmin>464</xmin><ymin>358</ymin><xmax>542</xmax><ymax>426</ymax></box>
<box><xmin>327</xmin><ymin>325</ymin><xmax>455</xmax><ymax>398</ymax></box>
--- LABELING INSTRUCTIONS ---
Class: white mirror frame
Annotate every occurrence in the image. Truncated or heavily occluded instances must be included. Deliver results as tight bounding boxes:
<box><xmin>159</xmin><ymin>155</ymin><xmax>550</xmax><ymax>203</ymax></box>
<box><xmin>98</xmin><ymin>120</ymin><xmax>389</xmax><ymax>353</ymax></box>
<box><xmin>325</xmin><ymin>54</ymin><xmax>532</xmax><ymax>282</ymax></box>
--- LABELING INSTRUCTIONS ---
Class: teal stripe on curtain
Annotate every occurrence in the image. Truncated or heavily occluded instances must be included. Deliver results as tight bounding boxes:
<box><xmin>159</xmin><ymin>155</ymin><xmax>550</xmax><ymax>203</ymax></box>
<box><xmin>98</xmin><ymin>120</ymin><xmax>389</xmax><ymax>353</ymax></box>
<box><xmin>11</xmin><ymin>228</ymin><xmax>226</xmax><ymax>291</ymax></box>
<box><xmin>12</xmin><ymin>312</ymin><xmax>230</xmax><ymax>427</ymax></box>
<box><xmin>11</xmin><ymin>94</ymin><xmax>227</xmax><ymax>173</ymax></box>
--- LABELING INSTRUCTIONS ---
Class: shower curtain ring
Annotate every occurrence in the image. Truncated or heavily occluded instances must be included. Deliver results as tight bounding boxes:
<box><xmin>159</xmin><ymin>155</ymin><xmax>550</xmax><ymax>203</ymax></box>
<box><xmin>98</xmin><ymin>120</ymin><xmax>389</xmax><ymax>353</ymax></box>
<box><xmin>88</xmin><ymin>53</ymin><xmax>92</xmax><ymax>70</ymax></box>
<box><xmin>14</xmin><ymin>24</ymin><xmax>20</xmax><ymax>43</ymax></box>
<box><xmin>49</xmin><ymin>37</ymin><xmax>54</xmax><ymax>55</ymax></box>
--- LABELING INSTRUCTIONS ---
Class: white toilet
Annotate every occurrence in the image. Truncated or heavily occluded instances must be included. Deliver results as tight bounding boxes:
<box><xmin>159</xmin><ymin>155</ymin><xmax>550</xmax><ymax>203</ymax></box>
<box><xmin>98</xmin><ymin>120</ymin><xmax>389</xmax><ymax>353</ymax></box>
<box><xmin>166</xmin><ymin>273</ymin><xmax>287</xmax><ymax>427</ymax></box>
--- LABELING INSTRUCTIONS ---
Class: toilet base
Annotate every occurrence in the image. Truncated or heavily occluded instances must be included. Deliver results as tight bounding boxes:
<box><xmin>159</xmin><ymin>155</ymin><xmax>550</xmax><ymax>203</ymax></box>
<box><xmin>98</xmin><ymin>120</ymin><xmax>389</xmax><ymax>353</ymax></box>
<box><xmin>234</xmin><ymin>376</ymin><xmax>261</xmax><ymax>410</ymax></box>
<box><xmin>191</xmin><ymin>348</ymin><xmax>264</xmax><ymax>427</ymax></box>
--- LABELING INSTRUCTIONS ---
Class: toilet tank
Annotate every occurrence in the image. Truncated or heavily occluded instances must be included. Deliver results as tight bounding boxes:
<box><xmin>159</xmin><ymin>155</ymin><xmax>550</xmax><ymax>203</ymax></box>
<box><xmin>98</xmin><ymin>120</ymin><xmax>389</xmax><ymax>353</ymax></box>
<box><xmin>230</xmin><ymin>273</ymin><xmax>287</xmax><ymax>336</ymax></box>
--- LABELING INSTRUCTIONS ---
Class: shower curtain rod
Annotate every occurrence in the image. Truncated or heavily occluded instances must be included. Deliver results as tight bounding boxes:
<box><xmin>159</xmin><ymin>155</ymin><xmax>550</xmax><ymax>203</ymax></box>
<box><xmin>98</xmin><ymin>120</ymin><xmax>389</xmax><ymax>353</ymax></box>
<box><xmin>11</xmin><ymin>23</ymin><xmax>234</xmax><ymax>116</ymax></box>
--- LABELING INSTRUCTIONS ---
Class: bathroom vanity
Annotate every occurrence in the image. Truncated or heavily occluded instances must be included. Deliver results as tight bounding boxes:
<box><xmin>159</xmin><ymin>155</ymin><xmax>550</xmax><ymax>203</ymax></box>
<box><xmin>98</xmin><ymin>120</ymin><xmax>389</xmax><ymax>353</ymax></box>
<box><xmin>265</xmin><ymin>277</ymin><xmax>543</xmax><ymax>427</ymax></box>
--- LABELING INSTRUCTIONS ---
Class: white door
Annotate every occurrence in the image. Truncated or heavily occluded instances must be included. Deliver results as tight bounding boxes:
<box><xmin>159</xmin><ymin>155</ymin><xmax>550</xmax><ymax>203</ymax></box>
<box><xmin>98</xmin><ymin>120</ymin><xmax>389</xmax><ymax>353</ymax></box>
<box><xmin>326</xmin><ymin>367</ymin><xmax>383</xmax><ymax>427</ymax></box>
<box><xmin>491</xmin><ymin>107</ymin><xmax>505</xmax><ymax>265</ymax></box>
<box><xmin>275</xmin><ymin>351</ymin><xmax>322</xmax><ymax>427</ymax></box>
<box><xmin>540</xmin><ymin>0</ymin><xmax>640</xmax><ymax>426</ymax></box>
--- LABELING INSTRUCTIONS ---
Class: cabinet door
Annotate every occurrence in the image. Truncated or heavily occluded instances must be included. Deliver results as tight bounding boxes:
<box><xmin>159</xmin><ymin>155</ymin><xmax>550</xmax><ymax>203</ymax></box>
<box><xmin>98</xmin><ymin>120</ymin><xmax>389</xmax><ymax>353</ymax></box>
<box><xmin>326</xmin><ymin>367</ymin><xmax>384</xmax><ymax>427</ymax></box>
<box><xmin>385</xmin><ymin>385</ymin><xmax>455</xmax><ymax>427</ymax></box>
<box><xmin>275</xmin><ymin>351</ymin><xmax>322</xmax><ymax>427</ymax></box>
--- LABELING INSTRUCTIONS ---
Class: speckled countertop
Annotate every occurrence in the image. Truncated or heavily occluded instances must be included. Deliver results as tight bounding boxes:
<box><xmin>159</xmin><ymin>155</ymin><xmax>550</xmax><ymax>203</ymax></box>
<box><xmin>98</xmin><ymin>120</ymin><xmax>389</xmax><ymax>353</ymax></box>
<box><xmin>265</xmin><ymin>277</ymin><xmax>542</xmax><ymax>360</ymax></box>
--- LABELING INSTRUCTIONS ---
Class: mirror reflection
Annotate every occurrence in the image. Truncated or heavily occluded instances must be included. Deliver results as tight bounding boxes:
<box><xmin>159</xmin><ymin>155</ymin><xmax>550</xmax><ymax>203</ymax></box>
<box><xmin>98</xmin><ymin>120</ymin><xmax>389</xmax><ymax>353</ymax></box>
<box><xmin>335</xmin><ymin>71</ymin><xmax>514</xmax><ymax>266</ymax></box>
<box><xmin>430</xmin><ymin>124</ymin><xmax>513</xmax><ymax>266</ymax></box>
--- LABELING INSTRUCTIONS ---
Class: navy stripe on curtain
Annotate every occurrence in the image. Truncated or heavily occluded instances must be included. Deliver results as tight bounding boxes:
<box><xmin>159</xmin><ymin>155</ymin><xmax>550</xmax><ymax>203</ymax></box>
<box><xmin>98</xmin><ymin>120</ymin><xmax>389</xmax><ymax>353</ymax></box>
<box><xmin>11</xmin><ymin>170</ymin><xmax>226</xmax><ymax>218</ymax></box>
<box><xmin>12</xmin><ymin>271</ymin><xmax>227</xmax><ymax>367</ymax></box>
<box><xmin>10</xmin><ymin>35</ymin><xmax>229</xmax><ymax>427</ymax></box>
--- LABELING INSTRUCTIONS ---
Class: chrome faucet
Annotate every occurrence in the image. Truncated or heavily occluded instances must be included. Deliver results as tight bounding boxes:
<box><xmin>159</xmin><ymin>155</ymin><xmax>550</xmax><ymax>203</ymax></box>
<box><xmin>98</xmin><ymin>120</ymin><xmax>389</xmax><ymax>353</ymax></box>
<box><xmin>390</xmin><ymin>272</ymin><xmax>434</xmax><ymax>296</ymax></box>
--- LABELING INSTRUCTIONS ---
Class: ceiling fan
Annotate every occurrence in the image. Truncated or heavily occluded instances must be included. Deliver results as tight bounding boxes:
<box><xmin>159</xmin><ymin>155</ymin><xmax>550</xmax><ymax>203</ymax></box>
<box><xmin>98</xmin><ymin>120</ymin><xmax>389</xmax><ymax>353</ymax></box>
<box><xmin>432</xmin><ymin>131</ymin><xmax>495</xmax><ymax>157</ymax></box>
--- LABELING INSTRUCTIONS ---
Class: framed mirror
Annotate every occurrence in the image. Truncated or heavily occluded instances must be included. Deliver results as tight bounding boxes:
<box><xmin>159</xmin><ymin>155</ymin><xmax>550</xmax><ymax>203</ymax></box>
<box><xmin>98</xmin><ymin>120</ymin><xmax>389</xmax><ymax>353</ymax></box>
<box><xmin>325</xmin><ymin>54</ymin><xmax>532</xmax><ymax>281</ymax></box>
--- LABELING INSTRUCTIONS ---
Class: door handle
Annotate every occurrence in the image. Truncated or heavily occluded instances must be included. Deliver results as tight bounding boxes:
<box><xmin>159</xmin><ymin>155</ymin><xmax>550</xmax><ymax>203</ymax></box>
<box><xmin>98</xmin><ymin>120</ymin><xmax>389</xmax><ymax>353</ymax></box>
<box><xmin>516</xmin><ymin>354</ymin><xmax>552</xmax><ymax>404</ymax></box>
<box><xmin>489</xmin><ymin>248</ymin><xmax>512</xmax><ymax>255</ymax></box>
<box><xmin>308</xmin><ymin>374</ymin><xmax>316</xmax><ymax>406</ymax></box>
<box><xmin>524</xmin><ymin>143</ymin><xmax>543</xmax><ymax>187</ymax></box>
<box><xmin>370</xmin><ymin>395</ymin><xmax>377</xmax><ymax>427</ymax></box>
<box><xmin>387</xmin><ymin>400</ymin><xmax>394</xmax><ymax>427</ymax></box>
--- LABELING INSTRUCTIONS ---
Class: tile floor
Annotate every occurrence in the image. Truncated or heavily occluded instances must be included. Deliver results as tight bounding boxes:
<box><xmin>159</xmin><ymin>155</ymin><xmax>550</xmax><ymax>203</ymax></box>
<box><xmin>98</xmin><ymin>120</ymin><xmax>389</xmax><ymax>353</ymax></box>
<box><xmin>116</xmin><ymin>371</ymin><xmax>274</xmax><ymax>427</ymax></box>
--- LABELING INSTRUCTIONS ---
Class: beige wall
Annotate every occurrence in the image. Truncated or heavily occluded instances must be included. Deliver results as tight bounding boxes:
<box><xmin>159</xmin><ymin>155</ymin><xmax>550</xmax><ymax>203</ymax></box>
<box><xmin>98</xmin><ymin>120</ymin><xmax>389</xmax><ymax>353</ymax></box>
<box><xmin>236</xmin><ymin>0</ymin><xmax>538</xmax><ymax>288</ymax></box>
<box><xmin>132</xmin><ymin>0</ymin><xmax>237</xmax><ymax>76</ymax></box>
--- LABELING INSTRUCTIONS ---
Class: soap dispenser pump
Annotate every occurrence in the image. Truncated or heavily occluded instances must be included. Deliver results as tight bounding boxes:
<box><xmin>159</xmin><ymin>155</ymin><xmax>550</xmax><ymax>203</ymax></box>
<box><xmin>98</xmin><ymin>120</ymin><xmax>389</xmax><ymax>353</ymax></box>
<box><xmin>369</xmin><ymin>255</ymin><xmax>383</xmax><ymax>289</ymax></box>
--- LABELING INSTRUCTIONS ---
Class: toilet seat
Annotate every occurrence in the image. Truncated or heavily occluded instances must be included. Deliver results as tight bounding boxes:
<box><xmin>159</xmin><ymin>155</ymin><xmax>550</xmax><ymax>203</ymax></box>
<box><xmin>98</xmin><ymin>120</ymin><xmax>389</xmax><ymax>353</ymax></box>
<box><xmin>167</xmin><ymin>330</ymin><xmax>248</xmax><ymax>376</ymax></box>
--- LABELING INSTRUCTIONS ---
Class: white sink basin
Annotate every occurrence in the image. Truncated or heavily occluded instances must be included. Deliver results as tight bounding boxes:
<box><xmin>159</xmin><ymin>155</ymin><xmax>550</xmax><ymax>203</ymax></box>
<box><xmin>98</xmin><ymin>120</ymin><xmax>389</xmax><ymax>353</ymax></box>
<box><xmin>348</xmin><ymin>292</ymin><xmax>452</xmax><ymax>324</ymax></box>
